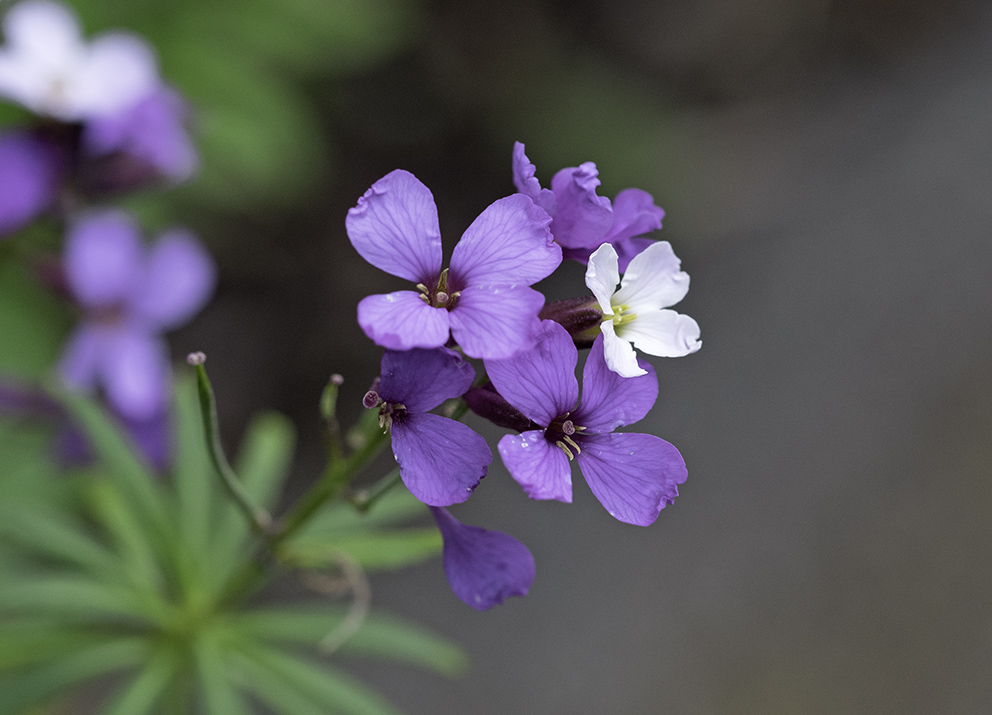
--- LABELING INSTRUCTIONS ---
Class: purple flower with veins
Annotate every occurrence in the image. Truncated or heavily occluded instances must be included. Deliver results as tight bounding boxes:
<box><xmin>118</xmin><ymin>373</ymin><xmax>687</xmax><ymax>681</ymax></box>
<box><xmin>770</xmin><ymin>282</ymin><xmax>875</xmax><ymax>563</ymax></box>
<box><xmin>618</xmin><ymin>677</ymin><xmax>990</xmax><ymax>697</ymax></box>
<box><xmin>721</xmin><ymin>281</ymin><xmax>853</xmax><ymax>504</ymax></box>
<box><xmin>367</xmin><ymin>347</ymin><xmax>492</xmax><ymax>506</ymax></box>
<box><xmin>58</xmin><ymin>210</ymin><xmax>215</xmax><ymax>422</ymax></box>
<box><xmin>347</xmin><ymin>169</ymin><xmax>561</xmax><ymax>360</ymax></box>
<box><xmin>486</xmin><ymin>321</ymin><xmax>687</xmax><ymax>526</ymax></box>
<box><xmin>513</xmin><ymin>142</ymin><xmax>665</xmax><ymax>272</ymax></box>
<box><xmin>430</xmin><ymin>506</ymin><xmax>535</xmax><ymax>610</ymax></box>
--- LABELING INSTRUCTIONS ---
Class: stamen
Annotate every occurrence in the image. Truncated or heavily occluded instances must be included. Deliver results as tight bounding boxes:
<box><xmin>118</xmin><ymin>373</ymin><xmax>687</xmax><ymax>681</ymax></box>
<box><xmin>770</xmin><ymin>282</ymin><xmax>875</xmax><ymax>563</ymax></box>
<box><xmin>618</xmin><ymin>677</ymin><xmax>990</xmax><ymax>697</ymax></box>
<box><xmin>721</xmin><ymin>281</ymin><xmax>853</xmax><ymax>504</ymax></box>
<box><xmin>555</xmin><ymin>440</ymin><xmax>575</xmax><ymax>461</ymax></box>
<box><xmin>563</xmin><ymin>435</ymin><xmax>582</xmax><ymax>455</ymax></box>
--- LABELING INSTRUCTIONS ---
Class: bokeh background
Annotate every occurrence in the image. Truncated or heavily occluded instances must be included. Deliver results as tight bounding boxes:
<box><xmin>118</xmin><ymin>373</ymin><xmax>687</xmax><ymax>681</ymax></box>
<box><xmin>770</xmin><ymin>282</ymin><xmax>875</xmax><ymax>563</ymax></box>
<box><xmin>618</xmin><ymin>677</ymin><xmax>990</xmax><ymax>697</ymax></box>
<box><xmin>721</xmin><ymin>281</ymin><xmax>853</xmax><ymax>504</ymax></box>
<box><xmin>6</xmin><ymin>0</ymin><xmax>992</xmax><ymax>712</ymax></box>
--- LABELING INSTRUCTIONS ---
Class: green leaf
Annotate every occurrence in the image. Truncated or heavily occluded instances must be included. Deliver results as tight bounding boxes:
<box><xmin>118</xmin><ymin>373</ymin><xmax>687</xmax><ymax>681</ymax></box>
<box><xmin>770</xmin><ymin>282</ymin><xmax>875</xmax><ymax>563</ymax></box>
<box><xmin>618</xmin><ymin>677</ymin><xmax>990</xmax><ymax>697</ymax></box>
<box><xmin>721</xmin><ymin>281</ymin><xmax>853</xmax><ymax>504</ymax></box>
<box><xmin>101</xmin><ymin>647</ymin><xmax>176</xmax><ymax>715</ymax></box>
<box><xmin>232</xmin><ymin>607</ymin><xmax>467</xmax><ymax>677</ymax></box>
<box><xmin>231</xmin><ymin>645</ymin><xmax>402</xmax><ymax>715</ymax></box>
<box><xmin>192</xmin><ymin>632</ymin><xmax>252</xmax><ymax>715</ymax></box>
<box><xmin>0</xmin><ymin>262</ymin><xmax>71</xmax><ymax>379</ymax></box>
<box><xmin>0</xmin><ymin>638</ymin><xmax>146</xmax><ymax>715</ymax></box>
<box><xmin>286</xmin><ymin>528</ymin><xmax>442</xmax><ymax>572</ymax></box>
<box><xmin>172</xmin><ymin>374</ymin><xmax>215</xmax><ymax>557</ymax></box>
<box><xmin>0</xmin><ymin>503</ymin><xmax>119</xmax><ymax>576</ymax></box>
<box><xmin>0</xmin><ymin>620</ymin><xmax>119</xmax><ymax>670</ymax></box>
<box><xmin>0</xmin><ymin>575</ymin><xmax>159</xmax><ymax>624</ymax></box>
<box><xmin>302</xmin><ymin>487</ymin><xmax>430</xmax><ymax>535</ymax></box>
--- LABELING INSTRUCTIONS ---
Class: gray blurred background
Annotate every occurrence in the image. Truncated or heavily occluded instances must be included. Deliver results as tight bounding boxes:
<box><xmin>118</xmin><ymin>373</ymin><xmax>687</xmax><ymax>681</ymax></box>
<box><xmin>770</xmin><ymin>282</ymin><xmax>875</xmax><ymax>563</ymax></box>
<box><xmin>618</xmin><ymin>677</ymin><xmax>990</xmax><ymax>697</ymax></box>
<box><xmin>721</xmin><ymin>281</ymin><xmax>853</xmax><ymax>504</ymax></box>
<box><xmin>173</xmin><ymin>0</ymin><xmax>992</xmax><ymax>711</ymax></box>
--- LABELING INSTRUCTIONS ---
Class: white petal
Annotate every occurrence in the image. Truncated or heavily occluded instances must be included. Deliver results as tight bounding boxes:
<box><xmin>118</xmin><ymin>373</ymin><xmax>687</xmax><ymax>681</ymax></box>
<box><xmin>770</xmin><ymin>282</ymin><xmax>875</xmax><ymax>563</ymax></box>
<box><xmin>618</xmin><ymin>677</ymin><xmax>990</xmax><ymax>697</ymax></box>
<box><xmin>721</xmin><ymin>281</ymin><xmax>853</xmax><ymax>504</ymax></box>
<box><xmin>600</xmin><ymin>321</ymin><xmax>645</xmax><ymax>377</ymax></box>
<box><xmin>618</xmin><ymin>309</ymin><xmax>701</xmax><ymax>358</ymax></box>
<box><xmin>71</xmin><ymin>33</ymin><xmax>158</xmax><ymax>117</ymax></box>
<box><xmin>585</xmin><ymin>243</ymin><xmax>619</xmax><ymax>316</ymax></box>
<box><xmin>613</xmin><ymin>240</ymin><xmax>690</xmax><ymax>310</ymax></box>
<box><xmin>3</xmin><ymin>1</ymin><xmax>81</xmax><ymax>59</ymax></box>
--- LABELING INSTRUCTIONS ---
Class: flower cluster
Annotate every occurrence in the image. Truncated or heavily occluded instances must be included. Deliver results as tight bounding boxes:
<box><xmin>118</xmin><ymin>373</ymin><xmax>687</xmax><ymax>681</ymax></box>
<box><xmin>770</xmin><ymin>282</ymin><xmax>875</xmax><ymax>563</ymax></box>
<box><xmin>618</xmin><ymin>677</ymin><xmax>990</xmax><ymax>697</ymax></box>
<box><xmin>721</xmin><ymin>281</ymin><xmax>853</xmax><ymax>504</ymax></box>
<box><xmin>348</xmin><ymin>145</ymin><xmax>701</xmax><ymax>608</ymax></box>
<box><xmin>0</xmin><ymin>1</ymin><xmax>212</xmax><ymax>467</ymax></box>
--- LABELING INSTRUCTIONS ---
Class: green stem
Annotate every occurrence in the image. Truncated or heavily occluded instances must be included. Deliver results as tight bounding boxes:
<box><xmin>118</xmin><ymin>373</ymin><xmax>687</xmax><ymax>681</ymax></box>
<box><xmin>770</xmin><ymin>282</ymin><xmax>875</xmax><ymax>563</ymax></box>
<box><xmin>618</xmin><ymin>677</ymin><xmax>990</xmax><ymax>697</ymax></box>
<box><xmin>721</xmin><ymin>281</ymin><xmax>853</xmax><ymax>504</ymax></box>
<box><xmin>348</xmin><ymin>467</ymin><xmax>402</xmax><ymax>512</ymax></box>
<box><xmin>190</xmin><ymin>356</ymin><xmax>273</xmax><ymax>536</ymax></box>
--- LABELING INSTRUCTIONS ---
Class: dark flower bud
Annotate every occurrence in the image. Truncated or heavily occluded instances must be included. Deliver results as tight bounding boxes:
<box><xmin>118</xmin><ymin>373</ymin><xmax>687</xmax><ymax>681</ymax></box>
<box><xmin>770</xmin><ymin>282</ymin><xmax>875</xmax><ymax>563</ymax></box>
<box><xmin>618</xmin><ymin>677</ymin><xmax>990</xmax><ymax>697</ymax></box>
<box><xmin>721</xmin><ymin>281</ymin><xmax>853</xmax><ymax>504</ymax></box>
<box><xmin>539</xmin><ymin>296</ymin><xmax>603</xmax><ymax>348</ymax></box>
<box><xmin>464</xmin><ymin>382</ymin><xmax>538</xmax><ymax>432</ymax></box>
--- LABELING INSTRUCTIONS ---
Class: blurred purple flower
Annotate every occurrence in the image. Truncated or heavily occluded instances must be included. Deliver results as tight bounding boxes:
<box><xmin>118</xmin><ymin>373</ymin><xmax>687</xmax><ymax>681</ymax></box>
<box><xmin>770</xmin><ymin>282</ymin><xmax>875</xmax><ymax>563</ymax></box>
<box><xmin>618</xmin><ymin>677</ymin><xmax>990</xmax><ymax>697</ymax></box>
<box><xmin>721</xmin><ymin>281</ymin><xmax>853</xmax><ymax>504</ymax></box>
<box><xmin>347</xmin><ymin>170</ymin><xmax>561</xmax><ymax>359</ymax></box>
<box><xmin>58</xmin><ymin>210</ymin><xmax>215</xmax><ymax>422</ymax></box>
<box><xmin>486</xmin><ymin>321</ymin><xmax>687</xmax><ymax>526</ymax></box>
<box><xmin>430</xmin><ymin>506</ymin><xmax>535</xmax><ymax>610</ymax></box>
<box><xmin>512</xmin><ymin>142</ymin><xmax>665</xmax><ymax>272</ymax></box>
<box><xmin>0</xmin><ymin>130</ymin><xmax>60</xmax><ymax>236</ymax></box>
<box><xmin>370</xmin><ymin>347</ymin><xmax>492</xmax><ymax>506</ymax></box>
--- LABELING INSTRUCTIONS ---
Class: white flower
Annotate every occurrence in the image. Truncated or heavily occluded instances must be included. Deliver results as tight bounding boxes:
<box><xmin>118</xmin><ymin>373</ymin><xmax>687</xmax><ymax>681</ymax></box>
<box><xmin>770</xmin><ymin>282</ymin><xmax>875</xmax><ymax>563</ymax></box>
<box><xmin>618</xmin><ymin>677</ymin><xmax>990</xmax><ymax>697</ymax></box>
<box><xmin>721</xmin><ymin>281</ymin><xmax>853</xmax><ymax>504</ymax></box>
<box><xmin>585</xmin><ymin>241</ymin><xmax>701</xmax><ymax>378</ymax></box>
<box><xmin>0</xmin><ymin>0</ymin><xmax>158</xmax><ymax>121</ymax></box>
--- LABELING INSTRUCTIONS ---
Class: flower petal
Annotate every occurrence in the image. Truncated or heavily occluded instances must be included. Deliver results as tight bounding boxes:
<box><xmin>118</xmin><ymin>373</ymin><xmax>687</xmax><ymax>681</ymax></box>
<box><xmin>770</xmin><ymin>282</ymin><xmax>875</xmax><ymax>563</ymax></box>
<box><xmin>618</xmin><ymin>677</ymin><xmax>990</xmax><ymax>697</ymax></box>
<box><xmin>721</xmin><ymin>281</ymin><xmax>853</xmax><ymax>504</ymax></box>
<box><xmin>64</xmin><ymin>210</ymin><xmax>143</xmax><ymax>309</ymax></box>
<box><xmin>614</xmin><ymin>237</ymin><xmax>656</xmax><ymax>273</ymax></box>
<box><xmin>599</xmin><ymin>320</ymin><xmax>645</xmax><ymax>378</ymax></box>
<box><xmin>71</xmin><ymin>32</ymin><xmax>159</xmax><ymax>119</ymax></box>
<box><xmin>379</xmin><ymin>347</ymin><xmax>475</xmax><ymax>412</ymax></box>
<box><xmin>484</xmin><ymin>320</ymin><xmax>578</xmax><ymax>426</ymax></box>
<box><xmin>57</xmin><ymin>324</ymin><xmax>104</xmax><ymax>391</ymax></box>
<box><xmin>612</xmin><ymin>240</ymin><xmax>690</xmax><ymax>310</ymax></box>
<box><xmin>0</xmin><ymin>131</ymin><xmax>58</xmax><ymax>235</ymax></box>
<box><xmin>430</xmin><ymin>507</ymin><xmax>535</xmax><ymax>610</ymax></box>
<box><xmin>573</xmin><ymin>334</ymin><xmax>657</xmax><ymax>433</ymax></box>
<box><xmin>131</xmin><ymin>229</ymin><xmax>215</xmax><ymax>331</ymax></box>
<box><xmin>100</xmin><ymin>329</ymin><xmax>170</xmax><ymax>420</ymax></box>
<box><xmin>498</xmin><ymin>431</ymin><xmax>572</xmax><ymax>502</ymax></box>
<box><xmin>346</xmin><ymin>170</ymin><xmax>442</xmax><ymax>283</ymax></box>
<box><xmin>391</xmin><ymin>412</ymin><xmax>491</xmax><ymax>506</ymax></box>
<box><xmin>511</xmin><ymin>142</ymin><xmax>557</xmax><ymax>215</ymax></box>
<box><xmin>604</xmin><ymin>188</ymin><xmax>664</xmax><ymax>243</ymax></box>
<box><xmin>577</xmin><ymin>432</ymin><xmax>686</xmax><ymax>526</ymax></box>
<box><xmin>549</xmin><ymin>163</ymin><xmax>613</xmax><ymax>249</ymax></box>
<box><xmin>449</xmin><ymin>194</ymin><xmax>558</xmax><ymax>287</ymax></box>
<box><xmin>585</xmin><ymin>243</ymin><xmax>620</xmax><ymax>315</ymax></box>
<box><xmin>357</xmin><ymin>291</ymin><xmax>450</xmax><ymax>351</ymax></box>
<box><xmin>448</xmin><ymin>284</ymin><xmax>544</xmax><ymax>360</ymax></box>
<box><xmin>617</xmin><ymin>309</ymin><xmax>702</xmax><ymax>358</ymax></box>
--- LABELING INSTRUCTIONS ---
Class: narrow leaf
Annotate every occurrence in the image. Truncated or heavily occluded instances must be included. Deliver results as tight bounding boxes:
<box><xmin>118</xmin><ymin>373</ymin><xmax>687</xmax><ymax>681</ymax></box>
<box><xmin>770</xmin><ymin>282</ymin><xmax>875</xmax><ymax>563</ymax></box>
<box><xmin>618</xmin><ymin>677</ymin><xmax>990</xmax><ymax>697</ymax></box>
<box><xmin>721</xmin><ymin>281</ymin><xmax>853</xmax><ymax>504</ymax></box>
<box><xmin>286</xmin><ymin>528</ymin><xmax>442</xmax><ymax>572</ymax></box>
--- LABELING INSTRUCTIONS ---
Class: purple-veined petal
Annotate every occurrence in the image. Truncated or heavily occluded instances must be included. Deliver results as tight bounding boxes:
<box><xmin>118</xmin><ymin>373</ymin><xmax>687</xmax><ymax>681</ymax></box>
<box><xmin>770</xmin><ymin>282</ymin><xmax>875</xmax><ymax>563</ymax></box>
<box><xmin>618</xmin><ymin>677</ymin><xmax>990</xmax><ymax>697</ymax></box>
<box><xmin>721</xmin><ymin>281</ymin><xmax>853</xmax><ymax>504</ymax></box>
<box><xmin>617</xmin><ymin>309</ymin><xmax>702</xmax><ymax>358</ymax></box>
<box><xmin>357</xmin><ymin>291</ymin><xmax>450</xmax><ymax>351</ymax></box>
<box><xmin>604</xmin><ymin>188</ymin><xmax>664</xmax><ymax>243</ymax></box>
<box><xmin>577</xmin><ymin>432</ymin><xmax>686</xmax><ymax>526</ymax></box>
<box><xmin>100</xmin><ymin>329</ymin><xmax>170</xmax><ymax>420</ymax></box>
<box><xmin>131</xmin><ymin>229</ymin><xmax>215</xmax><ymax>331</ymax></box>
<box><xmin>484</xmin><ymin>320</ymin><xmax>578</xmax><ymax>426</ymax></box>
<box><xmin>346</xmin><ymin>170</ymin><xmax>442</xmax><ymax>283</ymax></box>
<box><xmin>585</xmin><ymin>243</ymin><xmax>619</xmax><ymax>315</ymax></box>
<box><xmin>498</xmin><ymin>431</ymin><xmax>572</xmax><ymax>502</ymax></box>
<box><xmin>64</xmin><ymin>211</ymin><xmax>143</xmax><ymax>309</ymax></box>
<box><xmin>613</xmin><ymin>240</ymin><xmax>690</xmax><ymax>310</ymax></box>
<box><xmin>449</xmin><ymin>194</ymin><xmax>558</xmax><ymax>287</ymax></box>
<box><xmin>512</xmin><ymin>142</ymin><xmax>557</xmax><ymax>215</ymax></box>
<box><xmin>0</xmin><ymin>131</ymin><xmax>58</xmax><ymax>235</ymax></box>
<box><xmin>71</xmin><ymin>32</ymin><xmax>158</xmax><ymax>119</ymax></box>
<box><xmin>448</xmin><ymin>284</ymin><xmax>544</xmax><ymax>360</ymax></box>
<box><xmin>599</xmin><ymin>320</ymin><xmax>645</xmax><ymax>378</ymax></box>
<box><xmin>549</xmin><ymin>163</ymin><xmax>613</xmax><ymax>249</ymax></box>
<box><xmin>391</xmin><ymin>412</ymin><xmax>491</xmax><ymax>506</ymax></box>
<box><xmin>573</xmin><ymin>334</ymin><xmax>658</xmax><ymax>433</ymax></box>
<box><xmin>379</xmin><ymin>347</ymin><xmax>475</xmax><ymax>412</ymax></box>
<box><xmin>430</xmin><ymin>506</ymin><xmax>535</xmax><ymax>610</ymax></box>
<box><xmin>57</xmin><ymin>324</ymin><xmax>104</xmax><ymax>391</ymax></box>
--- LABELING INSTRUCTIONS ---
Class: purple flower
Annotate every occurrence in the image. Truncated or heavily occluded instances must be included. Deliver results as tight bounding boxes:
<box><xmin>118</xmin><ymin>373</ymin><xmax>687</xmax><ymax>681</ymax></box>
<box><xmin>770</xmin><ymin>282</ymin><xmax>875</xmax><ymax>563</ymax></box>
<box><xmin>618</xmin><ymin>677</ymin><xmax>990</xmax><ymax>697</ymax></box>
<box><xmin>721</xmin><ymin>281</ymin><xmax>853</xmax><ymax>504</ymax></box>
<box><xmin>346</xmin><ymin>170</ymin><xmax>561</xmax><ymax>360</ymax></box>
<box><xmin>512</xmin><ymin>142</ymin><xmax>665</xmax><ymax>272</ymax></box>
<box><xmin>58</xmin><ymin>210</ymin><xmax>215</xmax><ymax>421</ymax></box>
<box><xmin>0</xmin><ymin>130</ymin><xmax>60</xmax><ymax>236</ymax></box>
<box><xmin>371</xmin><ymin>347</ymin><xmax>492</xmax><ymax>506</ymax></box>
<box><xmin>486</xmin><ymin>321</ymin><xmax>687</xmax><ymax>526</ymax></box>
<box><xmin>430</xmin><ymin>506</ymin><xmax>535</xmax><ymax>610</ymax></box>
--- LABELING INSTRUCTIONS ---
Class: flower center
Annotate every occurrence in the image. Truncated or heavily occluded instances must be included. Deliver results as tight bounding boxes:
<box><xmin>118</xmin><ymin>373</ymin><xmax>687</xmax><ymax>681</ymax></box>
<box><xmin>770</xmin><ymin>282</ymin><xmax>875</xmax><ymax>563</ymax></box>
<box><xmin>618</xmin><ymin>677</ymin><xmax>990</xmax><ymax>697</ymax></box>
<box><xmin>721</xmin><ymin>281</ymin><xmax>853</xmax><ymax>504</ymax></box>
<box><xmin>416</xmin><ymin>268</ymin><xmax>462</xmax><ymax>310</ymax></box>
<box><xmin>545</xmin><ymin>413</ymin><xmax>586</xmax><ymax>461</ymax></box>
<box><xmin>606</xmin><ymin>302</ymin><xmax>637</xmax><ymax>328</ymax></box>
<box><xmin>362</xmin><ymin>381</ymin><xmax>407</xmax><ymax>432</ymax></box>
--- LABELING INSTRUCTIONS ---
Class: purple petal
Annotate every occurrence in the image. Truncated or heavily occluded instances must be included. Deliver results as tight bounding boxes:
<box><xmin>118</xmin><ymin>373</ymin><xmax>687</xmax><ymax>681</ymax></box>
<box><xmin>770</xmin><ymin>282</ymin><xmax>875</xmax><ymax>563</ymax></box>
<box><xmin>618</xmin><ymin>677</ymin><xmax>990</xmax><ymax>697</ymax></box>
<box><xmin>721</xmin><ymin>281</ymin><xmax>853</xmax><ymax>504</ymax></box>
<box><xmin>346</xmin><ymin>170</ymin><xmax>442</xmax><ymax>283</ymax></box>
<box><xmin>122</xmin><ymin>410</ymin><xmax>172</xmax><ymax>472</ymax></box>
<box><xmin>390</xmin><ymin>412</ymin><xmax>491</xmax><ymax>506</ymax></box>
<box><xmin>572</xmin><ymin>334</ymin><xmax>658</xmax><ymax>433</ymax></box>
<box><xmin>82</xmin><ymin>86</ymin><xmax>197</xmax><ymax>183</ymax></box>
<box><xmin>430</xmin><ymin>506</ymin><xmax>535</xmax><ymax>610</ymax></box>
<box><xmin>549</xmin><ymin>163</ymin><xmax>613</xmax><ymax>249</ymax></box>
<box><xmin>449</xmin><ymin>194</ymin><xmax>558</xmax><ymax>287</ymax></box>
<box><xmin>0</xmin><ymin>131</ymin><xmax>58</xmax><ymax>235</ymax></box>
<box><xmin>99</xmin><ymin>329</ymin><xmax>170</xmax><ymax>420</ymax></box>
<box><xmin>357</xmin><ymin>291</ymin><xmax>450</xmax><ymax>351</ymax></box>
<box><xmin>484</xmin><ymin>321</ymin><xmax>578</xmax><ymax>426</ymax></box>
<box><xmin>512</xmin><ymin>142</ymin><xmax>557</xmax><ymax>216</ymax></box>
<box><xmin>577</xmin><ymin>432</ymin><xmax>686</xmax><ymax>526</ymax></box>
<box><xmin>379</xmin><ymin>347</ymin><xmax>475</xmax><ymax>412</ymax></box>
<box><xmin>604</xmin><ymin>188</ymin><xmax>664</xmax><ymax>243</ymax></box>
<box><xmin>131</xmin><ymin>229</ymin><xmax>215</xmax><ymax>331</ymax></box>
<box><xmin>64</xmin><ymin>210</ymin><xmax>143</xmax><ymax>309</ymax></box>
<box><xmin>448</xmin><ymin>285</ymin><xmax>544</xmax><ymax>360</ymax></box>
<box><xmin>58</xmin><ymin>324</ymin><xmax>105</xmax><ymax>391</ymax></box>
<box><xmin>498</xmin><ymin>431</ymin><xmax>572</xmax><ymax>502</ymax></box>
